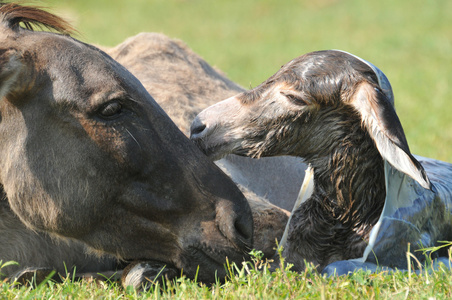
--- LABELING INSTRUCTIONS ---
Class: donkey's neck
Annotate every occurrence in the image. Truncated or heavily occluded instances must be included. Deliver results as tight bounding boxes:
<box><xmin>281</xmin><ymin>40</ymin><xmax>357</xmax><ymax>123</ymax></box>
<box><xmin>306</xmin><ymin>128</ymin><xmax>385</xmax><ymax>235</ymax></box>
<box><xmin>0</xmin><ymin>183</ymin><xmax>6</xmax><ymax>202</ymax></box>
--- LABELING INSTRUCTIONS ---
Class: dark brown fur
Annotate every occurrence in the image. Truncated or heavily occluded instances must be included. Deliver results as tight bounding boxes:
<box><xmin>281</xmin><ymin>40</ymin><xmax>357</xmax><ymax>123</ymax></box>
<box><xmin>191</xmin><ymin>50</ymin><xmax>430</xmax><ymax>271</ymax></box>
<box><xmin>283</xmin><ymin>107</ymin><xmax>385</xmax><ymax>270</ymax></box>
<box><xmin>237</xmin><ymin>67</ymin><xmax>386</xmax><ymax>269</ymax></box>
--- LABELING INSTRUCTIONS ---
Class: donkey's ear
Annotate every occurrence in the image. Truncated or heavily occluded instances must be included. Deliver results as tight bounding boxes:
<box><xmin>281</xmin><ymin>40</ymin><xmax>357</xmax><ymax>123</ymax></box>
<box><xmin>0</xmin><ymin>49</ymin><xmax>22</xmax><ymax>102</ymax></box>
<box><xmin>351</xmin><ymin>82</ymin><xmax>431</xmax><ymax>190</ymax></box>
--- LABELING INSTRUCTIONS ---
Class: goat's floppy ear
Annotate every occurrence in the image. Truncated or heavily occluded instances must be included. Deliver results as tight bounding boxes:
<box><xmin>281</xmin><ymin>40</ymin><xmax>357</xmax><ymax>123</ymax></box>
<box><xmin>0</xmin><ymin>49</ymin><xmax>22</xmax><ymax>102</ymax></box>
<box><xmin>351</xmin><ymin>82</ymin><xmax>431</xmax><ymax>190</ymax></box>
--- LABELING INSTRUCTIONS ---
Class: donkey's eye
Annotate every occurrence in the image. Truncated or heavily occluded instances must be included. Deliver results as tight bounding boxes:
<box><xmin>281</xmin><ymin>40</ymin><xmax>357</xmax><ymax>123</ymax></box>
<box><xmin>97</xmin><ymin>101</ymin><xmax>123</xmax><ymax>119</ymax></box>
<box><xmin>282</xmin><ymin>92</ymin><xmax>307</xmax><ymax>106</ymax></box>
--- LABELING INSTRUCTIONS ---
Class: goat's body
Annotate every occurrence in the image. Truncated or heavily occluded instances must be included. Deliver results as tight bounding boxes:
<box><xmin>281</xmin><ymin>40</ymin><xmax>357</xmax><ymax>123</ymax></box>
<box><xmin>281</xmin><ymin>113</ymin><xmax>386</xmax><ymax>270</ymax></box>
<box><xmin>366</xmin><ymin>157</ymin><xmax>452</xmax><ymax>267</ymax></box>
<box><xmin>288</xmin><ymin>155</ymin><xmax>452</xmax><ymax>272</ymax></box>
<box><xmin>322</xmin><ymin>156</ymin><xmax>452</xmax><ymax>275</ymax></box>
<box><xmin>191</xmin><ymin>50</ymin><xmax>452</xmax><ymax>272</ymax></box>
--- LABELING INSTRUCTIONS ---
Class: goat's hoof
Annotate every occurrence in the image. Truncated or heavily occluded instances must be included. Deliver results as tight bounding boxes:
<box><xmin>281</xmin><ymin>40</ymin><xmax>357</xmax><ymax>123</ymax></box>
<box><xmin>10</xmin><ymin>267</ymin><xmax>59</xmax><ymax>285</ymax></box>
<box><xmin>121</xmin><ymin>261</ymin><xmax>177</xmax><ymax>291</ymax></box>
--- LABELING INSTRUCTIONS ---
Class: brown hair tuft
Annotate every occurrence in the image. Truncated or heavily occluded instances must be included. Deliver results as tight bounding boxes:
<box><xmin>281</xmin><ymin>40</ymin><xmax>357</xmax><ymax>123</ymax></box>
<box><xmin>0</xmin><ymin>2</ymin><xmax>75</xmax><ymax>35</ymax></box>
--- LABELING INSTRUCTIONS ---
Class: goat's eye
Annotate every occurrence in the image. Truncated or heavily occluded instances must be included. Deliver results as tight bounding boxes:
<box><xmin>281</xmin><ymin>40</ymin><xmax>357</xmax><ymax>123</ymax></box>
<box><xmin>283</xmin><ymin>92</ymin><xmax>307</xmax><ymax>106</ymax></box>
<box><xmin>97</xmin><ymin>101</ymin><xmax>122</xmax><ymax>119</ymax></box>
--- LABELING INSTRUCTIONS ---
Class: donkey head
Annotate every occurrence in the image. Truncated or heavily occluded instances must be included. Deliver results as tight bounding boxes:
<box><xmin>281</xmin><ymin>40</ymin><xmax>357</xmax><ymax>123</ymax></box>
<box><xmin>0</xmin><ymin>3</ymin><xmax>253</xmax><ymax>282</ymax></box>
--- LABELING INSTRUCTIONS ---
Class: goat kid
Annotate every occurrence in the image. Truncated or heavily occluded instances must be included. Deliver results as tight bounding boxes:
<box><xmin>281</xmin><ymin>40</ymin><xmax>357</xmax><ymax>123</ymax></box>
<box><xmin>191</xmin><ymin>50</ymin><xmax>452</xmax><ymax>273</ymax></box>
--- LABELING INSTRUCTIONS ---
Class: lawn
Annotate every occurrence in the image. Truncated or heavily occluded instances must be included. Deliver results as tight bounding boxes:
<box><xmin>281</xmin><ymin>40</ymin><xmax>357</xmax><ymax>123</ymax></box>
<box><xmin>45</xmin><ymin>0</ymin><xmax>452</xmax><ymax>162</ymax></box>
<box><xmin>3</xmin><ymin>0</ymin><xmax>452</xmax><ymax>298</ymax></box>
<box><xmin>2</xmin><ymin>252</ymin><xmax>452</xmax><ymax>299</ymax></box>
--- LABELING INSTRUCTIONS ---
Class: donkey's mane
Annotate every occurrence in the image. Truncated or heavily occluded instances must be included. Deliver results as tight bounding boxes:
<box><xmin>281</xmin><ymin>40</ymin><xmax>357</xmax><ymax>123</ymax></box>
<box><xmin>0</xmin><ymin>2</ymin><xmax>74</xmax><ymax>35</ymax></box>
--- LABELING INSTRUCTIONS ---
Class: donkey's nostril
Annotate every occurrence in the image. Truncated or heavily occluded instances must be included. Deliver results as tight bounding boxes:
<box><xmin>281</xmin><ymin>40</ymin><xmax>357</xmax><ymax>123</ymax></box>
<box><xmin>190</xmin><ymin>117</ymin><xmax>207</xmax><ymax>138</ymax></box>
<box><xmin>216</xmin><ymin>201</ymin><xmax>254</xmax><ymax>251</ymax></box>
<box><xmin>234</xmin><ymin>217</ymin><xmax>253</xmax><ymax>242</ymax></box>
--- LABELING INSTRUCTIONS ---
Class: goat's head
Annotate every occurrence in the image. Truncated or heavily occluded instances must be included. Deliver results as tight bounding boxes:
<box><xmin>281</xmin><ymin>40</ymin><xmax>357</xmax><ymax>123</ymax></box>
<box><xmin>191</xmin><ymin>50</ymin><xmax>431</xmax><ymax>190</ymax></box>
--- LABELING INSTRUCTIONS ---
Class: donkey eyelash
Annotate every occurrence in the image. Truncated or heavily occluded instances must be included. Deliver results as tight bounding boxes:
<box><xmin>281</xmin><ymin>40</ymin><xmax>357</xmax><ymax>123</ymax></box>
<box><xmin>98</xmin><ymin>101</ymin><xmax>123</xmax><ymax>119</ymax></box>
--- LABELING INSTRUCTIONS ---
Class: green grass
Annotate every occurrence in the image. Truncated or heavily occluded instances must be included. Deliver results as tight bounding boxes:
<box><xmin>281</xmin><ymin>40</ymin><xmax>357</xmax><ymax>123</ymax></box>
<box><xmin>42</xmin><ymin>0</ymin><xmax>452</xmax><ymax>162</ymax></box>
<box><xmin>3</xmin><ymin>252</ymin><xmax>452</xmax><ymax>299</ymax></box>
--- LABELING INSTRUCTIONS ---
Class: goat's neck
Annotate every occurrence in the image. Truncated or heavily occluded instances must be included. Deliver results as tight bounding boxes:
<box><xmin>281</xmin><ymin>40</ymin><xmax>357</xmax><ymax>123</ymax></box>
<box><xmin>306</xmin><ymin>129</ymin><xmax>385</xmax><ymax>233</ymax></box>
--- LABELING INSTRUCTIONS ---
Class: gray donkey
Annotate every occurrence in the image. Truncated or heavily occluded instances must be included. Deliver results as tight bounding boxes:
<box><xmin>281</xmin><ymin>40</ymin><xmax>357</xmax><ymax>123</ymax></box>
<box><xmin>0</xmin><ymin>2</ymin><xmax>303</xmax><ymax>286</ymax></box>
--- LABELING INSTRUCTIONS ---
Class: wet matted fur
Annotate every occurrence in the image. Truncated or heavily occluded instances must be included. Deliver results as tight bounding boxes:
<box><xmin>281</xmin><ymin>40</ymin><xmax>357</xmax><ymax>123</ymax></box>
<box><xmin>191</xmin><ymin>50</ymin><xmax>452</xmax><ymax>272</ymax></box>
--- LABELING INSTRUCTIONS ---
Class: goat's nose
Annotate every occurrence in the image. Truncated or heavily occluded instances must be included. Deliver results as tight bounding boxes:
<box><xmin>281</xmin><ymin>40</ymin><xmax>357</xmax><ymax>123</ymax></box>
<box><xmin>190</xmin><ymin>116</ymin><xmax>208</xmax><ymax>140</ymax></box>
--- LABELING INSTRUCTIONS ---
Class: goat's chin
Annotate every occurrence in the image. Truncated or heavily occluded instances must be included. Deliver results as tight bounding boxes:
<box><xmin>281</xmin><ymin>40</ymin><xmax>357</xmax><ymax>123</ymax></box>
<box><xmin>210</xmin><ymin>145</ymin><xmax>266</xmax><ymax>161</ymax></box>
<box><xmin>206</xmin><ymin>151</ymin><xmax>229</xmax><ymax>161</ymax></box>
<box><xmin>200</xmin><ymin>142</ymin><xmax>240</xmax><ymax>161</ymax></box>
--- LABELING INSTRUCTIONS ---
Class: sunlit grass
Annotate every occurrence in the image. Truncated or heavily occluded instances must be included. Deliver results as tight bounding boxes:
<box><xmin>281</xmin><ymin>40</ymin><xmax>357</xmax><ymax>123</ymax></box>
<box><xmin>41</xmin><ymin>0</ymin><xmax>451</xmax><ymax>162</ymax></box>
<box><xmin>3</xmin><ymin>249</ymin><xmax>452</xmax><ymax>299</ymax></box>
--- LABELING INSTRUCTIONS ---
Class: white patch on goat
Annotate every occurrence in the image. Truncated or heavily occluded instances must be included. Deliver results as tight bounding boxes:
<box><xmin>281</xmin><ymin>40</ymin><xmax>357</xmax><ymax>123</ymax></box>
<box><xmin>279</xmin><ymin>165</ymin><xmax>314</xmax><ymax>249</ymax></box>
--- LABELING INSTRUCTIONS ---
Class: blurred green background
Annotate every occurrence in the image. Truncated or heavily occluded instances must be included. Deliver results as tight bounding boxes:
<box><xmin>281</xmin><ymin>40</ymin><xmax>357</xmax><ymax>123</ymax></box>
<box><xmin>44</xmin><ymin>0</ymin><xmax>451</xmax><ymax>162</ymax></box>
